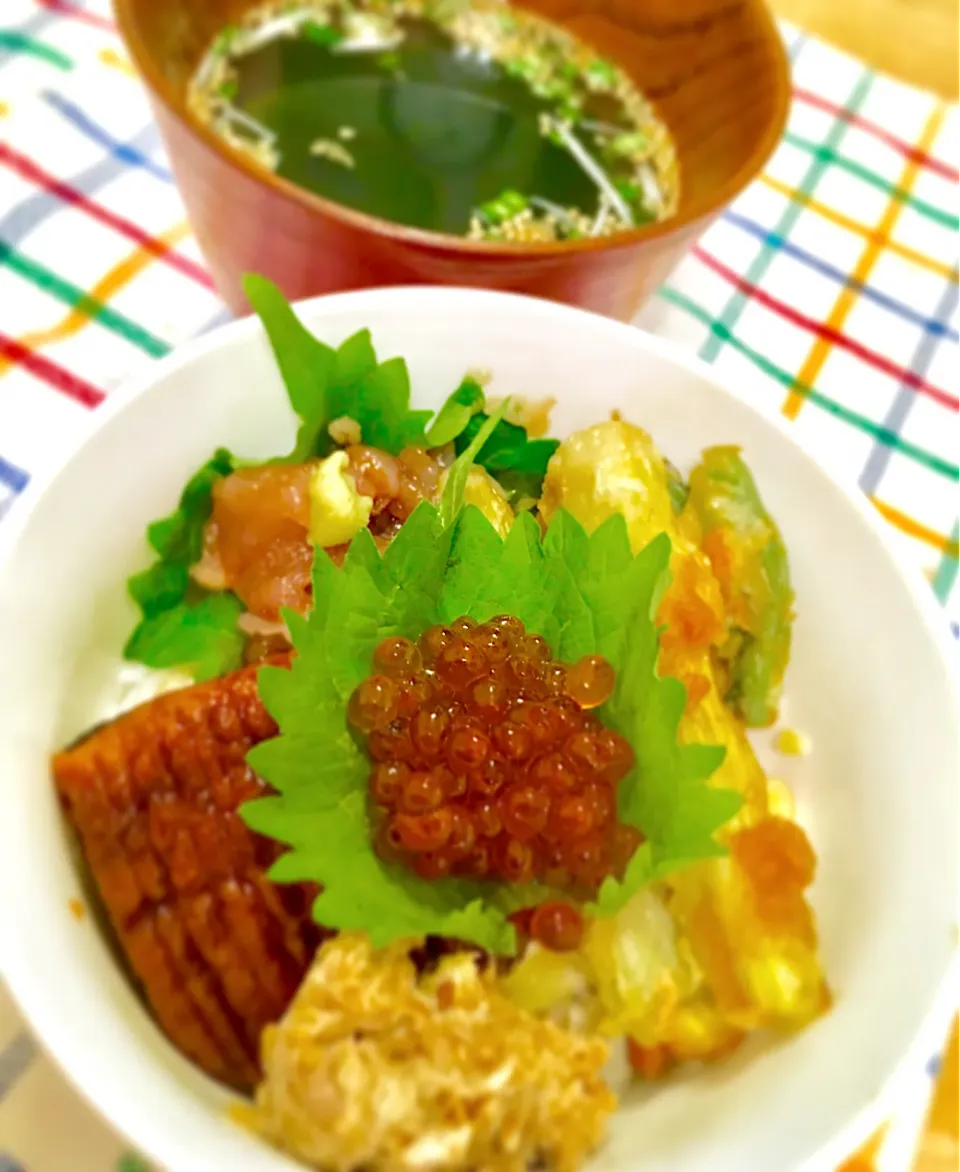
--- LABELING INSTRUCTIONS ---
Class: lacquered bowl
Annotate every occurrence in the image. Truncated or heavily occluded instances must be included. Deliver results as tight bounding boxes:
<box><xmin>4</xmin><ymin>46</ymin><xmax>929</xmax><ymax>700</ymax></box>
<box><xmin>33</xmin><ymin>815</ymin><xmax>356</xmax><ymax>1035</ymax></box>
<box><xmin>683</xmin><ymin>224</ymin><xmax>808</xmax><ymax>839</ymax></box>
<box><xmin>0</xmin><ymin>289</ymin><xmax>956</xmax><ymax>1172</ymax></box>
<box><xmin>112</xmin><ymin>0</ymin><xmax>790</xmax><ymax>318</ymax></box>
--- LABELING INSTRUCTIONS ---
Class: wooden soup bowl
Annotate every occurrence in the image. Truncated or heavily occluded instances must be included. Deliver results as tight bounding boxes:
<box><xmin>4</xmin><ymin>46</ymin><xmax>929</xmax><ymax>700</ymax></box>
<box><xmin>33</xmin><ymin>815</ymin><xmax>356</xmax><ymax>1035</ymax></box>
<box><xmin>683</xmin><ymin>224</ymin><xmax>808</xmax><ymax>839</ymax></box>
<box><xmin>113</xmin><ymin>0</ymin><xmax>789</xmax><ymax>318</ymax></box>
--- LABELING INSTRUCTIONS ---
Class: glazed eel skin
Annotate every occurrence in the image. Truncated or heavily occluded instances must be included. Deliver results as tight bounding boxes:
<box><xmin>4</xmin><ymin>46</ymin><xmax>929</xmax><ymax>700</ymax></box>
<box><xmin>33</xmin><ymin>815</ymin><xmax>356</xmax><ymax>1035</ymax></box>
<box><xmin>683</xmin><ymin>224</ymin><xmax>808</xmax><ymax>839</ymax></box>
<box><xmin>52</xmin><ymin>661</ymin><xmax>325</xmax><ymax>1091</ymax></box>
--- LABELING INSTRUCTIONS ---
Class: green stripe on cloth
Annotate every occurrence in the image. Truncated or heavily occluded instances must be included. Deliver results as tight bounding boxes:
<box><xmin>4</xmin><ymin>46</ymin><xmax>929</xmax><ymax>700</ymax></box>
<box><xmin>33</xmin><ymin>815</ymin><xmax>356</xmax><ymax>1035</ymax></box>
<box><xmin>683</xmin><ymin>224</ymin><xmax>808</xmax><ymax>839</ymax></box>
<box><xmin>783</xmin><ymin>131</ymin><xmax>960</xmax><ymax>231</ymax></box>
<box><xmin>116</xmin><ymin>1155</ymin><xmax>152</xmax><ymax>1172</ymax></box>
<box><xmin>660</xmin><ymin>286</ymin><xmax>959</xmax><ymax>481</ymax></box>
<box><xmin>0</xmin><ymin>244</ymin><xmax>169</xmax><ymax>359</ymax></box>
<box><xmin>932</xmin><ymin>521</ymin><xmax>960</xmax><ymax>604</ymax></box>
<box><xmin>0</xmin><ymin>32</ymin><xmax>74</xmax><ymax>71</ymax></box>
<box><xmin>700</xmin><ymin>70</ymin><xmax>875</xmax><ymax>365</ymax></box>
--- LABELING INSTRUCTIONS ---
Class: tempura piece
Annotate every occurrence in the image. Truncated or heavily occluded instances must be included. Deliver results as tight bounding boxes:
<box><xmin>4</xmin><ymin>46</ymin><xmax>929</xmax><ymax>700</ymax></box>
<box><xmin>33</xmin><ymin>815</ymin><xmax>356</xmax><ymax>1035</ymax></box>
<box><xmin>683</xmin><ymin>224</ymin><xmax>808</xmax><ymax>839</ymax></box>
<box><xmin>460</xmin><ymin>465</ymin><xmax>516</xmax><ymax>537</ymax></box>
<box><xmin>539</xmin><ymin>420</ymin><xmax>676</xmax><ymax>550</ymax></box>
<box><xmin>537</xmin><ymin>422</ymin><xmax>827</xmax><ymax>1064</ymax></box>
<box><xmin>240</xmin><ymin>935</ymin><xmax>616</xmax><ymax>1172</ymax></box>
<box><xmin>539</xmin><ymin>420</ymin><xmax>726</xmax><ymax>671</ymax></box>
<box><xmin>687</xmin><ymin>446</ymin><xmax>794</xmax><ymax>727</ymax></box>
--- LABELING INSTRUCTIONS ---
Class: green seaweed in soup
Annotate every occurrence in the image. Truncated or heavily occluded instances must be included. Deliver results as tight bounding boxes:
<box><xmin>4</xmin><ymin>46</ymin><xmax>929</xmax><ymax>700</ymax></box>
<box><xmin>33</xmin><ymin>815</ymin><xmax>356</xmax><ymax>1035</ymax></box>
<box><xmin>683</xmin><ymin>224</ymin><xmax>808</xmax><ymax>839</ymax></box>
<box><xmin>188</xmin><ymin>0</ymin><xmax>679</xmax><ymax>242</ymax></box>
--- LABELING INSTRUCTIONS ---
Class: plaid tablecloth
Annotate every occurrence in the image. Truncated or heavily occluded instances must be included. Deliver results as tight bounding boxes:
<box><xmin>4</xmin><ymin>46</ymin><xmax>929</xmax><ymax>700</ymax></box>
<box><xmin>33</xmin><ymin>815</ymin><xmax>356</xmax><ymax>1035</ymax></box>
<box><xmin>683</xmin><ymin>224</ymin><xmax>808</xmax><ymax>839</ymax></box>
<box><xmin>0</xmin><ymin>2</ymin><xmax>957</xmax><ymax>1170</ymax></box>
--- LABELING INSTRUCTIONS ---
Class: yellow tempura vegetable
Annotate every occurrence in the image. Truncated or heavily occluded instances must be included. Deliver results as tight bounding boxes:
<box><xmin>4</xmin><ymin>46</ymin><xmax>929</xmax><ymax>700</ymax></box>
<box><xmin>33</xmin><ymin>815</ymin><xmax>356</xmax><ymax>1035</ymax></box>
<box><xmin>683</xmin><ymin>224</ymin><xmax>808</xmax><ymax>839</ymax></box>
<box><xmin>669</xmin><ymin>678</ymin><xmax>825</xmax><ymax>1036</ymax></box>
<box><xmin>504</xmin><ymin>889</ymin><xmax>697</xmax><ymax>1044</ymax></box>
<box><xmin>440</xmin><ymin>464</ymin><xmax>516</xmax><ymax>537</ymax></box>
<box><xmin>540</xmin><ymin>421</ymin><xmax>726</xmax><ymax>672</ymax></box>
<box><xmin>669</xmin><ymin>817</ymin><xmax>828</xmax><ymax>1034</ymax></box>
<box><xmin>687</xmin><ymin>446</ymin><xmax>794</xmax><ymax>727</ymax></box>
<box><xmin>462</xmin><ymin>465</ymin><xmax>515</xmax><ymax>537</ymax></box>
<box><xmin>537</xmin><ymin>421</ymin><xmax>828</xmax><ymax>1066</ymax></box>
<box><xmin>680</xmin><ymin>669</ymin><xmax>769</xmax><ymax>827</ymax></box>
<box><xmin>540</xmin><ymin>421</ymin><xmax>676</xmax><ymax>549</ymax></box>
<box><xmin>580</xmin><ymin>889</ymin><xmax>696</xmax><ymax>1043</ymax></box>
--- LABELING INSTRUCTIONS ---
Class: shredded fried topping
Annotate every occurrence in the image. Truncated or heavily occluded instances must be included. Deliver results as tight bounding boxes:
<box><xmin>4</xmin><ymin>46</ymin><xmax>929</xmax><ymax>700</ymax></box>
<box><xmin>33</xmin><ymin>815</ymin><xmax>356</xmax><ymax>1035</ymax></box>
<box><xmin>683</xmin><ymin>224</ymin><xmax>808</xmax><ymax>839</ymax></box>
<box><xmin>237</xmin><ymin>935</ymin><xmax>616</xmax><ymax>1171</ymax></box>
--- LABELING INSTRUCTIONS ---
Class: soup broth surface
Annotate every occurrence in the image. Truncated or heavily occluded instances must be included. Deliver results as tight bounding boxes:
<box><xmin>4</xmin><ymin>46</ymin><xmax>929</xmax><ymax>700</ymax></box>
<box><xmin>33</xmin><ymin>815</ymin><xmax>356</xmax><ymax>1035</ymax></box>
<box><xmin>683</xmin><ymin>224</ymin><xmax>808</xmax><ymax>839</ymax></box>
<box><xmin>189</xmin><ymin>0</ymin><xmax>679</xmax><ymax>242</ymax></box>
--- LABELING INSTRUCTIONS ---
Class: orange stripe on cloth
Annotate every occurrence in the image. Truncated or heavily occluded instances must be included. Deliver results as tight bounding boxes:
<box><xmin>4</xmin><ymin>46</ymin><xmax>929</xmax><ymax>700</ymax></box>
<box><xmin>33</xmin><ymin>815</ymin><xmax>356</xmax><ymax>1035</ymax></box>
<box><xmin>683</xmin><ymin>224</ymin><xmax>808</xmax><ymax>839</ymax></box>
<box><xmin>98</xmin><ymin>47</ymin><xmax>137</xmax><ymax>77</ymax></box>
<box><xmin>870</xmin><ymin>497</ymin><xmax>960</xmax><ymax>558</ymax></box>
<box><xmin>760</xmin><ymin>175</ymin><xmax>957</xmax><ymax>285</ymax></box>
<box><xmin>835</xmin><ymin>1126</ymin><xmax>887</xmax><ymax>1172</ymax></box>
<box><xmin>781</xmin><ymin>106</ymin><xmax>948</xmax><ymax>420</ymax></box>
<box><xmin>928</xmin><ymin>1019</ymin><xmax>959</xmax><ymax>1139</ymax></box>
<box><xmin>0</xmin><ymin>221</ymin><xmax>189</xmax><ymax>378</ymax></box>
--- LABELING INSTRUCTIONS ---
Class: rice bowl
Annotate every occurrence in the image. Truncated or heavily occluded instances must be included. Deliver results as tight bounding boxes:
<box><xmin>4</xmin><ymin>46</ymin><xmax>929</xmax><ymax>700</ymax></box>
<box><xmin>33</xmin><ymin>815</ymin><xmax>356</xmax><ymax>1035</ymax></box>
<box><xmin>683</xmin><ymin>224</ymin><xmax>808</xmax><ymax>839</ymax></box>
<box><xmin>0</xmin><ymin>287</ymin><xmax>955</xmax><ymax>1172</ymax></box>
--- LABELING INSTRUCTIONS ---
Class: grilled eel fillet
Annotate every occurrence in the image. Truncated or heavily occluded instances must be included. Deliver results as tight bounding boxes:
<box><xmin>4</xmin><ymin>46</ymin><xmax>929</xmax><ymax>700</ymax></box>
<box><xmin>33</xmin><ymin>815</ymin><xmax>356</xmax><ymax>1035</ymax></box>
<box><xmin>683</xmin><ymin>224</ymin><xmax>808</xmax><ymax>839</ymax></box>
<box><xmin>51</xmin><ymin>662</ymin><xmax>325</xmax><ymax>1092</ymax></box>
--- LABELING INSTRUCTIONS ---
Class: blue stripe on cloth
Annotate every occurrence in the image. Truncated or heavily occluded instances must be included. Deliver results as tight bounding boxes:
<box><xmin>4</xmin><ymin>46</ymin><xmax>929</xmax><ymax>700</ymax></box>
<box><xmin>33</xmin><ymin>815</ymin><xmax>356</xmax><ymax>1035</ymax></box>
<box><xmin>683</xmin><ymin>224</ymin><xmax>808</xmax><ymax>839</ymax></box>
<box><xmin>858</xmin><ymin>274</ymin><xmax>960</xmax><ymax>494</ymax></box>
<box><xmin>0</xmin><ymin>124</ymin><xmax>164</xmax><ymax>249</ymax></box>
<box><xmin>722</xmin><ymin>210</ymin><xmax>960</xmax><ymax>344</ymax></box>
<box><xmin>198</xmin><ymin>305</ymin><xmax>235</xmax><ymax>335</ymax></box>
<box><xmin>0</xmin><ymin>1034</ymin><xmax>36</xmax><ymax>1102</ymax></box>
<box><xmin>698</xmin><ymin>68</ymin><xmax>874</xmax><ymax>366</ymax></box>
<box><xmin>0</xmin><ymin>455</ymin><xmax>29</xmax><ymax>494</ymax></box>
<box><xmin>41</xmin><ymin>92</ymin><xmax>173</xmax><ymax>183</ymax></box>
<box><xmin>786</xmin><ymin>30</ymin><xmax>807</xmax><ymax>62</ymax></box>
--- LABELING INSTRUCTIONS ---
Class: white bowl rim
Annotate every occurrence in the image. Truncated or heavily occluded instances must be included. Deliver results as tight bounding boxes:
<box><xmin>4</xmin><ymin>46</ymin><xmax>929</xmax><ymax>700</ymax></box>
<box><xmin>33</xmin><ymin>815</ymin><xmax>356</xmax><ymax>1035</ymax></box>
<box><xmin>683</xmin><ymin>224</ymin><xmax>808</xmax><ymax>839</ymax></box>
<box><xmin>0</xmin><ymin>285</ymin><xmax>956</xmax><ymax>1172</ymax></box>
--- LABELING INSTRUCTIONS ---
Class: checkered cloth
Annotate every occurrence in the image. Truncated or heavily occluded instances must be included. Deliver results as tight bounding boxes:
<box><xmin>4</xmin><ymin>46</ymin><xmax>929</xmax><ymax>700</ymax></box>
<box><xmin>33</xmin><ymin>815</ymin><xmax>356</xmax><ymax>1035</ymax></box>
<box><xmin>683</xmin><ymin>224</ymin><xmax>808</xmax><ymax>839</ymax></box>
<box><xmin>0</xmin><ymin>2</ymin><xmax>956</xmax><ymax>1170</ymax></box>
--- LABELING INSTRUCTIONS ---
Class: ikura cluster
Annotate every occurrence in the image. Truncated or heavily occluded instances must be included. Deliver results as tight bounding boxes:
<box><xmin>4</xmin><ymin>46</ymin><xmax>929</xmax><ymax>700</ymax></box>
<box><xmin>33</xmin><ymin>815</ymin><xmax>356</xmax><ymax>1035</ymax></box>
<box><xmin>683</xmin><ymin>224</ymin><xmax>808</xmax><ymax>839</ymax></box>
<box><xmin>347</xmin><ymin>616</ymin><xmax>643</xmax><ymax>912</ymax></box>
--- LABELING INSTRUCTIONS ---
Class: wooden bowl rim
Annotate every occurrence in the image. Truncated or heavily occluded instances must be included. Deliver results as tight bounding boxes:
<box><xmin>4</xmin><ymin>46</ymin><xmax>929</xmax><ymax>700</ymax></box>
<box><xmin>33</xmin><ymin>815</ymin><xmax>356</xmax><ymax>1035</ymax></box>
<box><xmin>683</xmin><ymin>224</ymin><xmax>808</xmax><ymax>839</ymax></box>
<box><xmin>113</xmin><ymin>0</ymin><xmax>791</xmax><ymax>259</ymax></box>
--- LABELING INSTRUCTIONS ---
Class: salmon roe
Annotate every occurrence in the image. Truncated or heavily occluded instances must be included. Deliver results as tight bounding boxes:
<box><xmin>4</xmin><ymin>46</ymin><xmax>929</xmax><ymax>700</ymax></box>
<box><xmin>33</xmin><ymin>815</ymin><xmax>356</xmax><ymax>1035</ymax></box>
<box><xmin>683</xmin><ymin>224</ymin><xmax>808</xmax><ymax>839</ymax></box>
<box><xmin>510</xmin><ymin>901</ymin><xmax>587</xmax><ymax>951</ymax></box>
<box><xmin>348</xmin><ymin>616</ymin><xmax>642</xmax><ymax>900</ymax></box>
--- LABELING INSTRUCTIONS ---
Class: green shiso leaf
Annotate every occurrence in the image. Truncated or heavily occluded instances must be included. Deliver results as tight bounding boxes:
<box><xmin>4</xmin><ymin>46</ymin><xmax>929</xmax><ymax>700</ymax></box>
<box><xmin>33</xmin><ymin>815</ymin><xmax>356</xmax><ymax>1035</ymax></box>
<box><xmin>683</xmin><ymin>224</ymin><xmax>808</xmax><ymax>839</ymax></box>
<box><xmin>243</xmin><ymin>274</ymin><xmax>431</xmax><ymax>458</ymax></box>
<box><xmin>123</xmin><ymin>448</ymin><xmax>244</xmax><ymax>679</ymax></box>
<box><xmin>241</xmin><ymin>501</ymin><xmax>736</xmax><ymax>953</ymax></box>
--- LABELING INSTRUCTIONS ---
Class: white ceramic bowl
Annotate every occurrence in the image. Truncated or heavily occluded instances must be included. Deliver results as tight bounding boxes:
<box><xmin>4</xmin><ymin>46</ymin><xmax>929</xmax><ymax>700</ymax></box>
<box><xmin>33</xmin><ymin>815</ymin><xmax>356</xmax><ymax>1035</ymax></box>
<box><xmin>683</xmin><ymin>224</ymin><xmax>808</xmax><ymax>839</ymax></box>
<box><xmin>0</xmin><ymin>289</ymin><xmax>955</xmax><ymax>1172</ymax></box>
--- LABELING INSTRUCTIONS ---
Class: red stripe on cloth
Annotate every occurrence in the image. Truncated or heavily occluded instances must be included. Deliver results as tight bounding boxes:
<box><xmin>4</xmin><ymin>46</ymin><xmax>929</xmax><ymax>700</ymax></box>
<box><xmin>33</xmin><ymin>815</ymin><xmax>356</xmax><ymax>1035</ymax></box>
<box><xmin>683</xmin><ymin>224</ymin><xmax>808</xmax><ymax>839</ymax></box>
<box><xmin>33</xmin><ymin>0</ymin><xmax>116</xmax><ymax>32</ymax></box>
<box><xmin>692</xmin><ymin>246</ymin><xmax>960</xmax><ymax>412</ymax></box>
<box><xmin>792</xmin><ymin>87</ymin><xmax>959</xmax><ymax>182</ymax></box>
<box><xmin>0</xmin><ymin>330</ymin><xmax>105</xmax><ymax>407</ymax></box>
<box><xmin>0</xmin><ymin>143</ymin><xmax>213</xmax><ymax>290</ymax></box>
